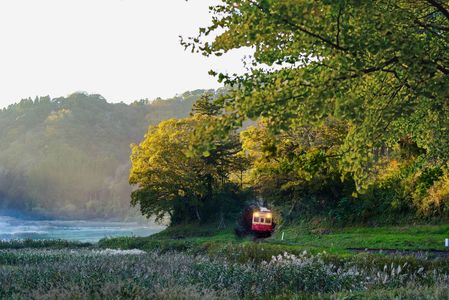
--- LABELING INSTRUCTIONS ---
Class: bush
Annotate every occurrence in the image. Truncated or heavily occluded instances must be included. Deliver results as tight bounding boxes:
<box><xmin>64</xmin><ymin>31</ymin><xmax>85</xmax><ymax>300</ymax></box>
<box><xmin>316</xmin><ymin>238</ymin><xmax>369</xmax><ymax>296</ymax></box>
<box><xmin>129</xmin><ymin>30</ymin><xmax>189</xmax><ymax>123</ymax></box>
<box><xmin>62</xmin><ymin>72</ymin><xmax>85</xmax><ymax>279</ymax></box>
<box><xmin>420</xmin><ymin>174</ymin><xmax>449</xmax><ymax>217</ymax></box>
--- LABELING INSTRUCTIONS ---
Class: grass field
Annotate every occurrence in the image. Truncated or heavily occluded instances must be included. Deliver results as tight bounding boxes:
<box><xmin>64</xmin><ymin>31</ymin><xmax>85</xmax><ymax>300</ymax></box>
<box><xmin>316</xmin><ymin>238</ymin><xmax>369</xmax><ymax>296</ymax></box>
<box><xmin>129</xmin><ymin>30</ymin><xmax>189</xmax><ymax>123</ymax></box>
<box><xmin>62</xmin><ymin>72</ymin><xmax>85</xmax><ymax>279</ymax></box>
<box><xmin>273</xmin><ymin>223</ymin><xmax>449</xmax><ymax>253</ymax></box>
<box><xmin>1</xmin><ymin>247</ymin><xmax>449</xmax><ymax>299</ymax></box>
<box><xmin>0</xmin><ymin>223</ymin><xmax>448</xmax><ymax>298</ymax></box>
<box><xmin>98</xmin><ymin>222</ymin><xmax>449</xmax><ymax>257</ymax></box>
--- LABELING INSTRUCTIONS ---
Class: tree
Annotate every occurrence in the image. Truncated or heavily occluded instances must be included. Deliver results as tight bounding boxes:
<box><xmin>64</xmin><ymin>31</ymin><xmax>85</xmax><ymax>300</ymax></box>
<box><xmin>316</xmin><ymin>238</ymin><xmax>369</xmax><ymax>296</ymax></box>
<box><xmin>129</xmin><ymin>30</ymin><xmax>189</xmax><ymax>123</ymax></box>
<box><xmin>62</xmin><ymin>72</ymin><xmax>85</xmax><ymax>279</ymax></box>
<box><xmin>240</xmin><ymin>117</ymin><xmax>354</xmax><ymax>219</ymax></box>
<box><xmin>185</xmin><ymin>0</ymin><xmax>449</xmax><ymax>187</ymax></box>
<box><xmin>191</xmin><ymin>93</ymin><xmax>223</xmax><ymax>116</ymax></box>
<box><xmin>129</xmin><ymin>113</ymin><xmax>248</xmax><ymax>225</ymax></box>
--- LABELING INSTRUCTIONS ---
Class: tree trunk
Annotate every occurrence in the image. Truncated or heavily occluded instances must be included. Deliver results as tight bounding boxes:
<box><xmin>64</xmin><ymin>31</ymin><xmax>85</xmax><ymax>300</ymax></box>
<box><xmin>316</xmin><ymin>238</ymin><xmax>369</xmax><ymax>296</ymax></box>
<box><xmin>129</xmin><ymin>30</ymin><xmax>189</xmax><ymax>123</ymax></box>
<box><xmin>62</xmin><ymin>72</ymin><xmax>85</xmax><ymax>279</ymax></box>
<box><xmin>195</xmin><ymin>206</ymin><xmax>201</xmax><ymax>222</ymax></box>
<box><xmin>218</xmin><ymin>209</ymin><xmax>225</xmax><ymax>229</ymax></box>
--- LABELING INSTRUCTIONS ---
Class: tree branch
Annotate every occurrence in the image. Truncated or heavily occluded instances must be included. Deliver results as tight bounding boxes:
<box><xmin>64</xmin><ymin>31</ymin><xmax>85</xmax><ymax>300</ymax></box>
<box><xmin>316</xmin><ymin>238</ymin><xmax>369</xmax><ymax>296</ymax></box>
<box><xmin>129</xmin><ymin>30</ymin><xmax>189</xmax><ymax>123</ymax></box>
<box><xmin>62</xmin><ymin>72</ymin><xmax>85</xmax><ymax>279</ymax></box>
<box><xmin>254</xmin><ymin>3</ymin><xmax>350</xmax><ymax>52</ymax></box>
<box><xmin>436</xmin><ymin>63</ymin><xmax>449</xmax><ymax>75</ymax></box>
<box><xmin>334</xmin><ymin>57</ymin><xmax>399</xmax><ymax>81</ymax></box>
<box><xmin>415</xmin><ymin>19</ymin><xmax>449</xmax><ymax>31</ymax></box>
<box><xmin>426</xmin><ymin>0</ymin><xmax>449</xmax><ymax>21</ymax></box>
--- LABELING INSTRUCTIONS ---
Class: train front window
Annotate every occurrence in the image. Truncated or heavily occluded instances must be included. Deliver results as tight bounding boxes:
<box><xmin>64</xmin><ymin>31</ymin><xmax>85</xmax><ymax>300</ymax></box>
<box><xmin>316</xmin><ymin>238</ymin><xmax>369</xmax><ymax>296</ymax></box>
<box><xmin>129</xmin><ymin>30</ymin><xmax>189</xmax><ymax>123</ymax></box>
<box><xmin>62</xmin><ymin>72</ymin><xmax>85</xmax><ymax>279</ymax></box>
<box><xmin>253</xmin><ymin>217</ymin><xmax>260</xmax><ymax>223</ymax></box>
<box><xmin>265</xmin><ymin>218</ymin><xmax>272</xmax><ymax>224</ymax></box>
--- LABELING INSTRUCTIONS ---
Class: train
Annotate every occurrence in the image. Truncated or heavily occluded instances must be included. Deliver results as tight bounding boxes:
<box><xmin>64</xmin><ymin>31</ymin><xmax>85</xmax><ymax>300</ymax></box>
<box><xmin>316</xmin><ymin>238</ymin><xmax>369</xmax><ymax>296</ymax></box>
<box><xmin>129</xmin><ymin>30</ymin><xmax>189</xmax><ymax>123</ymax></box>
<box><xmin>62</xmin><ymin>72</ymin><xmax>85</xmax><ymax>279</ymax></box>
<box><xmin>235</xmin><ymin>206</ymin><xmax>275</xmax><ymax>238</ymax></box>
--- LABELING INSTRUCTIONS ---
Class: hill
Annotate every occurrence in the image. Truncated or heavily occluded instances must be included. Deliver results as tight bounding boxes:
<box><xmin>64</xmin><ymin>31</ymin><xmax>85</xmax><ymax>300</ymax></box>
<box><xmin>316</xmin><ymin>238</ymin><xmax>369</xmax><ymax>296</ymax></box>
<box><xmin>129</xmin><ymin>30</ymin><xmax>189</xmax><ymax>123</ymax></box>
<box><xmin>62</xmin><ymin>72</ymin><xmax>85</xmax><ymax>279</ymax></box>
<box><xmin>0</xmin><ymin>90</ymin><xmax>213</xmax><ymax>219</ymax></box>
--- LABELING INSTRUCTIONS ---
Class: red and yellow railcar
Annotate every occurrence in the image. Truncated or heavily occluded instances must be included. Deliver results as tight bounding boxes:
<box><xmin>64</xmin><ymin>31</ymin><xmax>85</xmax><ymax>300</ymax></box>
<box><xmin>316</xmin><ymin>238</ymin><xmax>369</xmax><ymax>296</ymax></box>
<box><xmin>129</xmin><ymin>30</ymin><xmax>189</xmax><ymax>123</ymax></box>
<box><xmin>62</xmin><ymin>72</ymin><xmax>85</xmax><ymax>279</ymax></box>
<box><xmin>251</xmin><ymin>208</ymin><xmax>273</xmax><ymax>233</ymax></box>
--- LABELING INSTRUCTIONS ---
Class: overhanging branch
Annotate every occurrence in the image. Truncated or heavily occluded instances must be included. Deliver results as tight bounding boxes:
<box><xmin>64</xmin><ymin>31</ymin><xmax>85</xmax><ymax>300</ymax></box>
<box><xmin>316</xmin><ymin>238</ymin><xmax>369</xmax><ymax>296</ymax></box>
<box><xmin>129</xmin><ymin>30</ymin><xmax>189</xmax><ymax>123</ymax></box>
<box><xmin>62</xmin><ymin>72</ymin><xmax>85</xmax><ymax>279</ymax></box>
<box><xmin>426</xmin><ymin>0</ymin><xmax>449</xmax><ymax>21</ymax></box>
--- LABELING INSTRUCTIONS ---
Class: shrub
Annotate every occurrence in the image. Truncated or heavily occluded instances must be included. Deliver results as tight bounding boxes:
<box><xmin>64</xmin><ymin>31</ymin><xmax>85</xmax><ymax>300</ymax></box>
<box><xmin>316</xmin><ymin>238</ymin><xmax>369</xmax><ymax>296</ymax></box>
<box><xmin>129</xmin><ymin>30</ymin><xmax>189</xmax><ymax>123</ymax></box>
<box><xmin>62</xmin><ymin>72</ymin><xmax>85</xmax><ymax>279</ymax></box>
<box><xmin>420</xmin><ymin>174</ymin><xmax>449</xmax><ymax>217</ymax></box>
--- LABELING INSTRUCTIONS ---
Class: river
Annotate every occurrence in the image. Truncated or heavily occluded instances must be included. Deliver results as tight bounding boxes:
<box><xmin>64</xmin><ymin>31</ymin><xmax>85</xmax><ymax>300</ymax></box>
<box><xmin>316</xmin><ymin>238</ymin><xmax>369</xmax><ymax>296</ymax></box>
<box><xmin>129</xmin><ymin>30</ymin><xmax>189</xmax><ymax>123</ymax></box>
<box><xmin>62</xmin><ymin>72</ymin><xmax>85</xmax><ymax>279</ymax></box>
<box><xmin>0</xmin><ymin>214</ymin><xmax>164</xmax><ymax>242</ymax></box>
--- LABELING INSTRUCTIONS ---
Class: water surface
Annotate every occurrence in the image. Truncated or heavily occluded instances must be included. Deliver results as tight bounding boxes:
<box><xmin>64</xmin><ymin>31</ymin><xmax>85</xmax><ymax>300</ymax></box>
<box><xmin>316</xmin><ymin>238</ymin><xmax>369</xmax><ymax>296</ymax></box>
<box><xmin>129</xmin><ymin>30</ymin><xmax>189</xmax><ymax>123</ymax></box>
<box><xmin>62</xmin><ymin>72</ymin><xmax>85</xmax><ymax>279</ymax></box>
<box><xmin>0</xmin><ymin>215</ymin><xmax>164</xmax><ymax>242</ymax></box>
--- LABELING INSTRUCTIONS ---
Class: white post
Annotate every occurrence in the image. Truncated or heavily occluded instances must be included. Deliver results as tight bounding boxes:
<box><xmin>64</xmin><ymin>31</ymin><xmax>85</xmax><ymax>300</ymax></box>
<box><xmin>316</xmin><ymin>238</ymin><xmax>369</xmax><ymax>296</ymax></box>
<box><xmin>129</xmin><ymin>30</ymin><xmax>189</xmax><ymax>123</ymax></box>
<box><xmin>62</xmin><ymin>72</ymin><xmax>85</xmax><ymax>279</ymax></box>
<box><xmin>281</xmin><ymin>231</ymin><xmax>285</xmax><ymax>241</ymax></box>
<box><xmin>445</xmin><ymin>238</ymin><xmax>449</xmax><ymax>247</ymax></box>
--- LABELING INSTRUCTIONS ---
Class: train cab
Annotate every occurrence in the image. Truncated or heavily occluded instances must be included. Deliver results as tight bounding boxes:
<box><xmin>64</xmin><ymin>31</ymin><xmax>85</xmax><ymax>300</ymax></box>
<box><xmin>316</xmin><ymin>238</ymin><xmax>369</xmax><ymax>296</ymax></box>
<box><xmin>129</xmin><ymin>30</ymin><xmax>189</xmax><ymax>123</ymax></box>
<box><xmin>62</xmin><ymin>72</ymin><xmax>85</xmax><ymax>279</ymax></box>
<box><xmin>251</xmin><ymin>207</ymin><xmax>273</xmax><ymax>233</ymax></box>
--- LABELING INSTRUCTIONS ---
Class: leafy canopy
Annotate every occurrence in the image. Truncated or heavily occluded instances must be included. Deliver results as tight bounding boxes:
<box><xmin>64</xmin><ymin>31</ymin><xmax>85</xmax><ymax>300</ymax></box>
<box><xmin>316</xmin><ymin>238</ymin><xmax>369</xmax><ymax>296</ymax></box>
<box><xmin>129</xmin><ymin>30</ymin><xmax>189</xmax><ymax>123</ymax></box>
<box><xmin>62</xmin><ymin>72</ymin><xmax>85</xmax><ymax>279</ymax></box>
<box><xmin>240</xmin><ymin>117</ymin><xmax>353</xmax><ymax>217</ymax></box>
<box><xmin>129</xmin><ymin>101</ymin><xmax>249</xmax><ymax>224</ymax></box>
<box><xmin>184</xmin><ymin>0</ymin><xmax>449</xmax><ymax>187</ymax></box>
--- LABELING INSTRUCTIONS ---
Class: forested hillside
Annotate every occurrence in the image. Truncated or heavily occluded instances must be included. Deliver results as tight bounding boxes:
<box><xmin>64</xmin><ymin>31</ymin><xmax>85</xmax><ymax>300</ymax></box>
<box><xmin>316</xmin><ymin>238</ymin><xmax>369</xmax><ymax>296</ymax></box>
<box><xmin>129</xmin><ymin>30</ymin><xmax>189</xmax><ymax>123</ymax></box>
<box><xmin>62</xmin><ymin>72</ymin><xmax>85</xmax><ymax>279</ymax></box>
<box><xmin>0</xmin><ymin>90</ymin><xmax>212</xmax><ymax>219</ymax></box>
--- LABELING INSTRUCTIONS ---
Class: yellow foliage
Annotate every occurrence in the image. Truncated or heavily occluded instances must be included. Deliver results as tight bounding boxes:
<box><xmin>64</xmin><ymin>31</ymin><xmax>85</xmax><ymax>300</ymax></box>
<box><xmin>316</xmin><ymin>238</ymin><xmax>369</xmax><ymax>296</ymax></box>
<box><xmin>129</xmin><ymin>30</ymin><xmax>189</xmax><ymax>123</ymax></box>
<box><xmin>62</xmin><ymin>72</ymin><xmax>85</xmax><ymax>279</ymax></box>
<box><xmin>420</xmin><ymin>174</ymin><xmax>449</xmax><ymax>217</ymax></box>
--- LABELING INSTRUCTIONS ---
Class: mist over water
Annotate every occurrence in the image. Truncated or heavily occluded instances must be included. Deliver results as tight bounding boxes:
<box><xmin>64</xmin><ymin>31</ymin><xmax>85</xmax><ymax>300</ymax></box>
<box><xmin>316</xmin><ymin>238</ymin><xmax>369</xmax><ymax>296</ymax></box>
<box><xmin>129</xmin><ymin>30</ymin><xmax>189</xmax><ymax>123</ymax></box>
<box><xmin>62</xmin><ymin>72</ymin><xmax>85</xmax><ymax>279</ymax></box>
<box><xmin>0</xmin><ymin>214</ymin><xmax>164</xmax><ymax>242</ymax></box>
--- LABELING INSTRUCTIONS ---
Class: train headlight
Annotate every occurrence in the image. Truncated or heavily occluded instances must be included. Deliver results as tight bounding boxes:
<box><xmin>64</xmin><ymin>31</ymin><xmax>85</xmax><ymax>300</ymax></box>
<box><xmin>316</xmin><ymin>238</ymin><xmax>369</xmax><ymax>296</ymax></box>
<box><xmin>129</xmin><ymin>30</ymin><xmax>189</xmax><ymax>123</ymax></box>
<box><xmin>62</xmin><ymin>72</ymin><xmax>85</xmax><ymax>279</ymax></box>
<box><xmin>253</xmin><ymin>212</ymin><xmax>260</xmax><ymax>217</ymax></box>
<box><xmin>266</xmin><ymin>213</ymin><xmax>272</xmax><ymax>218</ymax></box>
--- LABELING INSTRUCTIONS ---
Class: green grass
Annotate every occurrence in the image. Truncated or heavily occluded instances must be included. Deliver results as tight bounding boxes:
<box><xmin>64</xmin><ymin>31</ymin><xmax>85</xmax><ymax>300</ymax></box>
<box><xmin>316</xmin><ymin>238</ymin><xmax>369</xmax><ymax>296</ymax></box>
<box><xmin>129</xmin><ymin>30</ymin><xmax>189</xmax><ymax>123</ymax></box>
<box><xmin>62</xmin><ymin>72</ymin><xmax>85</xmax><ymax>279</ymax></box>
<box><xmin>149</xmin><ymin>223</ymin><xmax>238</xmax><ymax>242</ymax></box>
<box><xmin>272</xmin><ymin>223</ymin><xmax>449</xmax><ymax>253</ymax></box>
<box><xmin>99</xmin><ymin>222</ymin><xmax>449</xmax><ymax>259</ymax></box>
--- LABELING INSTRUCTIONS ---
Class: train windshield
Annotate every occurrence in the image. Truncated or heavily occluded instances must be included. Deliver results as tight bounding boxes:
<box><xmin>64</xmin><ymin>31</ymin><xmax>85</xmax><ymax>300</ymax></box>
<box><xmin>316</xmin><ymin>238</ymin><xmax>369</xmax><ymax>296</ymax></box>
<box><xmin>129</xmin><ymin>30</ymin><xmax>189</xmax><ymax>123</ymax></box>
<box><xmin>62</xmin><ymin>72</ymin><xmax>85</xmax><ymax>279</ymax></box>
<box><xmin>253</xmin><ymin>214</ymin><xmax>272</xmax><ymax>224</ymax></box>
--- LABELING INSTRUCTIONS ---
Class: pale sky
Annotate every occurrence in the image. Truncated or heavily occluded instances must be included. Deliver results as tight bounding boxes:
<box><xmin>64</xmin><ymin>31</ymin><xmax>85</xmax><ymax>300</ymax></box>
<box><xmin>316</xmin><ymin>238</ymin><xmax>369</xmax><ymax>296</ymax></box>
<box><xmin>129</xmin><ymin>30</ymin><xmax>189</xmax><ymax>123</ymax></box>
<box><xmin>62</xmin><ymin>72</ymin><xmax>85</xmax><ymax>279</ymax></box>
<box><xmin>0</xmin><ymin>0</ymin><xmax>247</xmax><ymax>108</ymax></box>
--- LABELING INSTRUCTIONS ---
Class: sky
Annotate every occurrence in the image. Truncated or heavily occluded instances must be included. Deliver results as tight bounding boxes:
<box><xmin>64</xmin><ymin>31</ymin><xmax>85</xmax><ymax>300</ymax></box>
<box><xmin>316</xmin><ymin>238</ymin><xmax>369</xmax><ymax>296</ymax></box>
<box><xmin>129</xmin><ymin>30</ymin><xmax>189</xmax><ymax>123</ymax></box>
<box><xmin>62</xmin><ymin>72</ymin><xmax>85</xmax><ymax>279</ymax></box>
<box><xmin>0</xmin><ymin>0</ymin><xmax>247</xmax><ymax>108</ymax></box>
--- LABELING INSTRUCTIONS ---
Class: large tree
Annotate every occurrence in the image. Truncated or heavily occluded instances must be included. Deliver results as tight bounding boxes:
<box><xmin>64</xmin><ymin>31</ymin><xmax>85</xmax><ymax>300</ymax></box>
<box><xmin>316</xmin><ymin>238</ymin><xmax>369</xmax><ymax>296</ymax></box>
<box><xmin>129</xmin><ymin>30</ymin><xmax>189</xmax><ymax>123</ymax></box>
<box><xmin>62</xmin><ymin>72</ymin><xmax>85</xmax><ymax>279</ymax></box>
<box><xmin>129</xmin><ymin>110</ymin><xmax>248</xmax><ymax>224</ymax></box>
<box><xmin>185</xmin><ymin>0</ymin><xmax>449</xmax><ymax>187</ymax></box>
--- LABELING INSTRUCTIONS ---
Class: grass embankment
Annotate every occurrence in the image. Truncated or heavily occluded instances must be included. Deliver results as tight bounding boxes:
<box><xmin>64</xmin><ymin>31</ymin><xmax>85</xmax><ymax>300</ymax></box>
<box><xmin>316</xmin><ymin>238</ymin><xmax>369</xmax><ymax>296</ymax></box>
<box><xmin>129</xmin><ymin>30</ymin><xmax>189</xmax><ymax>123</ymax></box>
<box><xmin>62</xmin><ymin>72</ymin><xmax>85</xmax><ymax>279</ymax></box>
<box><xmin>99</xmin><ymin>223</ymin><xmax>449</xmax><ymax>259</ymax></box>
